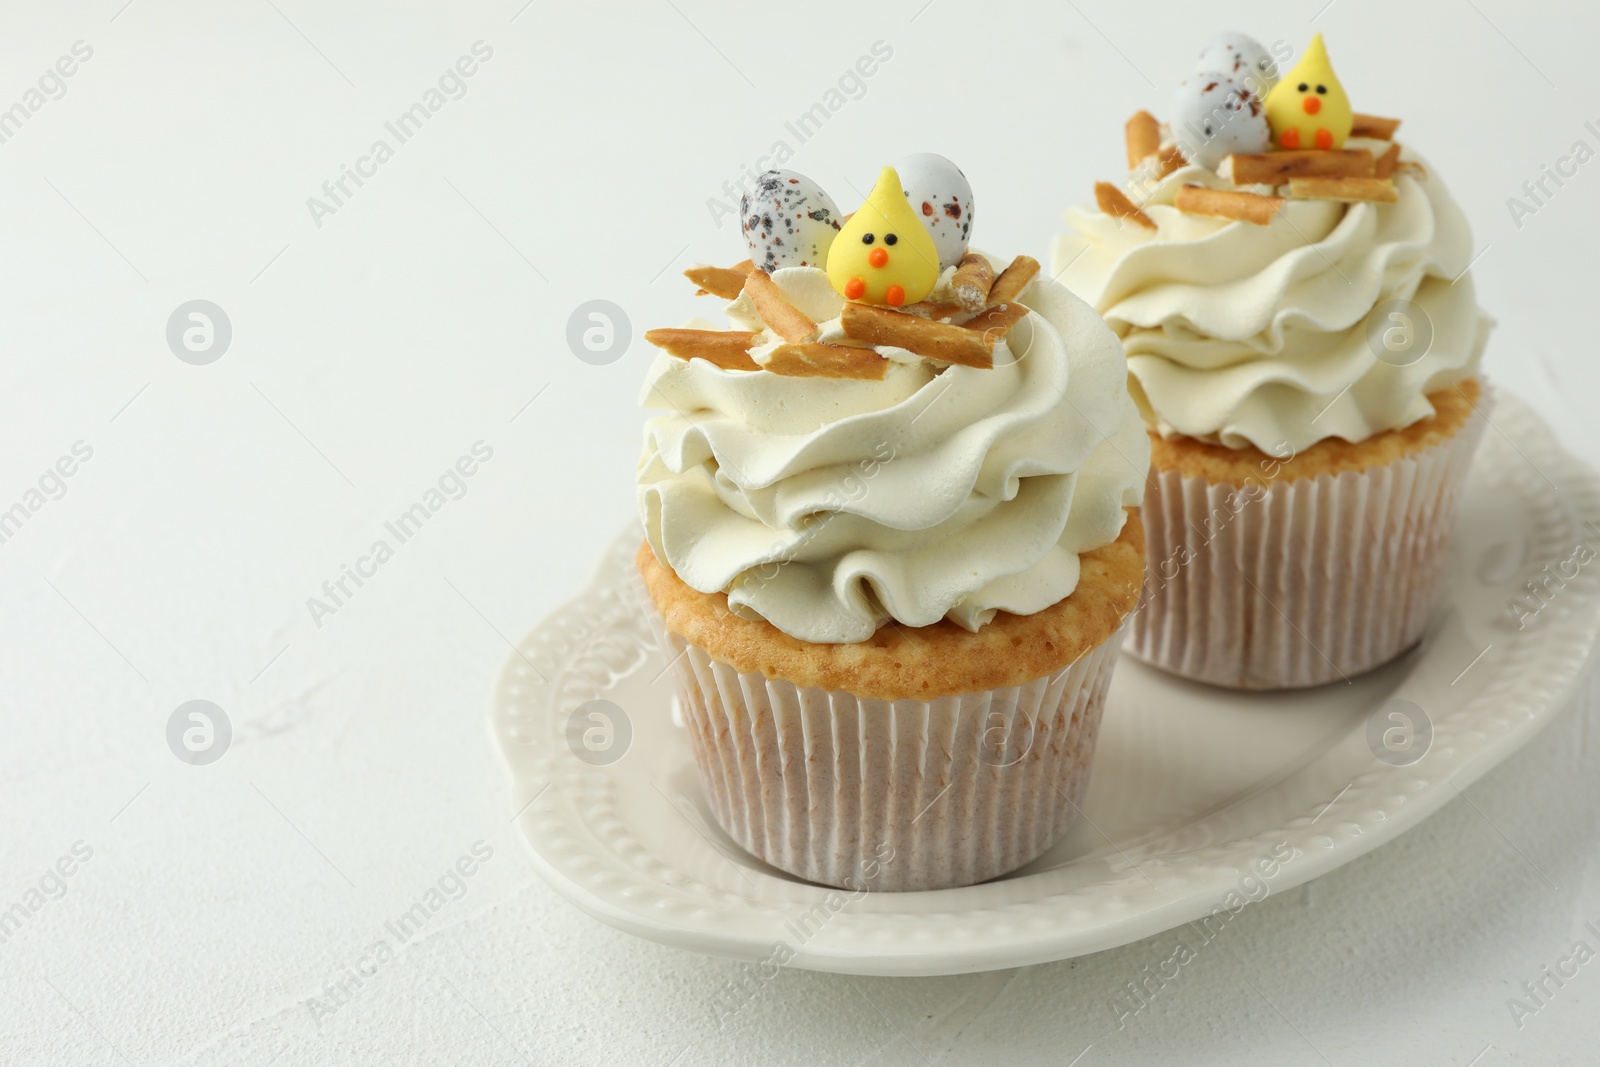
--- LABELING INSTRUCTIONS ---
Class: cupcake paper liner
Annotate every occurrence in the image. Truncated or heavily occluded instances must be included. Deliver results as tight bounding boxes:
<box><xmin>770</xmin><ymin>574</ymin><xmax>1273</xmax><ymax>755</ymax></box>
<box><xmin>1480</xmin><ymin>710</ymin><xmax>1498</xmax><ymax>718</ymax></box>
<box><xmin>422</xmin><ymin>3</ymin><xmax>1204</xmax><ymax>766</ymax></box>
<box><xmin>643</xmin><ymin>601</ymin><xmax>1128</xmax><ymax>892</ymax></box>
<box><xmin>1128</xmin><ymin>410</ymin><xmax>1487</xmax><ymax>690</ymax></box>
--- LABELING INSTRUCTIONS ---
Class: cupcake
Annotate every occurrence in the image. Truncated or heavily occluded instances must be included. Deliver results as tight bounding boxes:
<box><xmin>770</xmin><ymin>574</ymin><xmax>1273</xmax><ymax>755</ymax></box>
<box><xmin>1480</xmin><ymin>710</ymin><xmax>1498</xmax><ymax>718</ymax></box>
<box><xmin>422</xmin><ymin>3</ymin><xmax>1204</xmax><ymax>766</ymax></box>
<box><xmin>636</xmin><ymin>156</ymin><xmax>1149</xmax><ymax>891</ymax></box>
<box><xmin>1053</xmin><ymin>32</ymin><xmax>1491</xmax><ymax>690</ymax></box>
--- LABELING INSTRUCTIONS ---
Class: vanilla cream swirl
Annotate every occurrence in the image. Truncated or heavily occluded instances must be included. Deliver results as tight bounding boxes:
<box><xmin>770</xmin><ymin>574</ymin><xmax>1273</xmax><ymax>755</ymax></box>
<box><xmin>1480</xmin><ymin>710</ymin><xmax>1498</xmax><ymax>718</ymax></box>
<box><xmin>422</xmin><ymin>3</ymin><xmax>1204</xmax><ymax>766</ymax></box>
<box><xmin>638</xmin><ymin>265</ymin><xmax>1148</xmax><ymax>644</ymax></box>
<box><xmin>1052</xmin><ymin>144</ymin><xmax>1491</xmax><ymax>452</ymax></box>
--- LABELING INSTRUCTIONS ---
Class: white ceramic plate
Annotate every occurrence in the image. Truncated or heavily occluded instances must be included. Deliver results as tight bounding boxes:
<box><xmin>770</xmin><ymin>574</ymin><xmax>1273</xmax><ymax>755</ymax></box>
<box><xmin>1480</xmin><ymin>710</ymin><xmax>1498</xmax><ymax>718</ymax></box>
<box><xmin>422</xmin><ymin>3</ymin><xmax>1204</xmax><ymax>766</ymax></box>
<box><xmin>491</xmin><ymin>391</ymin><xmax>1600</xmax><ymax>976</ymax></box>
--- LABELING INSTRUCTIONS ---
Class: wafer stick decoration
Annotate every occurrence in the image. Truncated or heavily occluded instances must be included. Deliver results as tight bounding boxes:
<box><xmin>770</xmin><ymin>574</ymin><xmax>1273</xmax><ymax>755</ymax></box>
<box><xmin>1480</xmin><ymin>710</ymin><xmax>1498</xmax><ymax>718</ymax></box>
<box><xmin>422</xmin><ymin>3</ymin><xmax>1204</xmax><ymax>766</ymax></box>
<box><xmin>764</xmin><ymin>343</ymin><xmax>889</xmax><ymax>381</ymax></box>
<box><xmin>743</xmin><ymin>270</ymin><xmax>818</xmax><ymax>343</ymax></box>
<box><xmin>987</xmin><ymin>256</ymin><xmax>1040</xmax><ymax>307</ymax></box>
<box><xmin>951</xmin><ymin>253</ymin><xmax>996</xmax><ymax>311</ymax></box>
<box><xmin>1288</xmin><ymin>177</ymin><xmax>1398</xmax><ymax>203</ymax></box>
<box><xmin>644</xmin><ymin>329</ymin><xmax>761</xmax><ymax>371</ymax></box>
<box><xmin>840</xmin><ymin>303</ymin><xmax>996</xmax><ymax>369</ymax></box>
<box><xmin>1125</xmin><ymin>110</ymin><xmax>1161</xmax><ymax>169</ymax></box>
<box><xmin>683</xmin><ymin>261</ymin><xmax>755</xmax><ymax>299</ymax></box>
<box><xmin>1155</xmin><ymin>145</ymin><xmax>1186</xmax><ymax>179</ymax></box>
<box><xmin>961</xmin><ymin>303</ymin><xmax>1028</xmax><ymax>346</ymax></box>
<box><xmin>1351</xmin><ymin>113</ymin><xmax>1402</xmax><ymax>140</ymax></box>
<box><xmin>1373</xmin><ymin>142</ymin><xmax>1401</xmax><ymax>180</ymax></box>
<box><xmin>902</xmin><ymin>301</ymin><xmax>965</xmax><ymax>322</ymax></box>
<box><xmin>1094</xmin><ymin>181</ymin><xmax>1156</xmax><ymax>230</ymax></box>
<box><xmin>1221</xmin><ymin>148</ymin><xmax>1375</xmax><ymax>184</ymax></box>
<box><xmin>1175</xmin><ymin>185</ymin><xmax>1285</xmax><ymax>225</ymax></box>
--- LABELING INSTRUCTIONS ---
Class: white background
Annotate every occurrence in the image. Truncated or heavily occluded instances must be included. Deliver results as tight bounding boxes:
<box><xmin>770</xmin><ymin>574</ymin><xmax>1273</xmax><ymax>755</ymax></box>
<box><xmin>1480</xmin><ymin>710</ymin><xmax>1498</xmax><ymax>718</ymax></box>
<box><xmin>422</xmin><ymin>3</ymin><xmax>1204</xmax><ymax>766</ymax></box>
<box><xmin>2</xmin><ymin>0</ymin><xmax>1598</xmax><ymax>1064</ymax></box>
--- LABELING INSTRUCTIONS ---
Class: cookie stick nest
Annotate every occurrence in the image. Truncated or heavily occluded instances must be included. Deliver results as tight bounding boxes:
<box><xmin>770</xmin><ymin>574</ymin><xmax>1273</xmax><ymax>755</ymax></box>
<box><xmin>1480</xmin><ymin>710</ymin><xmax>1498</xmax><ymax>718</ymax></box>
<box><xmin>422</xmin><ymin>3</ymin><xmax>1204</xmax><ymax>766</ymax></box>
<box><xmin>683</xmin><ymin>260</ymin><xmax>755</xmax><ymax>299</ymax></box>
<box><xmin>924</xmin><ymin>255</ymin><xmax>1037</xmax><ymax>319</ymax></box>
<box><xmin>901</xmin><ymin>301</ymin><xmax>966</xmax><ymax>322</ymax></box>
<box><xmin>1288</xmin><ymin>177</ymin><xmax>1398</xmax><ymax>203</ymax></box>
<box><xmin>743</xmin><ymin>270</ymin><xmax>819</xmax><ymax>343</ymax></box>
<box><xmin>1374</xmin><ymin>142</ymin><xmax>1401</xmax><ymax>179</ymax></box>
<box><xmin>1125</xmin><ymin>110</ymin><xmax>1161</xmax><ymax>169</ymax></box>
<box><xmin>644</xmin><ymin>329</ymin><xmax>761</xmax><ymax>371</ymax></box>
<box><xmin>951</xmin><ymin>253</ymin><xmax>996</xmax><ymax>311</ymax></box>
<box><xmin>960</xmin><ymin>302</ymin><xmax>1029</xmax><ymax>347</ymax></box>
<box><xmin>765</xmin><ymin>343</ymin><xmax>889</xmax><ymax>381</ymax></box>
<box><xmin>987</xmin><ymin>256</ymin><xmax>1039</xmax><ymax>307</ymax></box>
<box><xmin>1221</xmin><ymin>148</ymin><xmax>1375</xmax><ymax>184</ymax></box>
<box><xmin>840</xmin><ymin>304</ymin><xmax>997</xmax><ymax>369</ymax></box>
<box><xmin>1351</xmin><ymin>113</ymin><xmax>1402</xmax><ymax>140</ymax></box>
<box><xmin>1094</xmin><ymin>181</ymin><xmax>1156</xmax><ymax>230</ymax></box>
<box><xmin>1153</xmin><ymin>145</ymin><xmax>1186</xmax><ymax>179</ymax></box>
<box><xmin>1174</xmin><ymin>185</ymin><xmax>1285</xmax><ymax>225</ymax></box>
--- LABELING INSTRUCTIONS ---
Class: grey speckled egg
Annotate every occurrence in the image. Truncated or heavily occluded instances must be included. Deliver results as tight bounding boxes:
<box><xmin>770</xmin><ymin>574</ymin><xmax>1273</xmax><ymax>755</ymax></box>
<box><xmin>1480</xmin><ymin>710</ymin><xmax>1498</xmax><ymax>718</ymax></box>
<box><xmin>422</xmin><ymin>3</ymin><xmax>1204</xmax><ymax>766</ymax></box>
<box><xmin>895</xmin><ymin>153</ymin><xmax>973</xmax><ymax>271</ymax></box>
<box><xmin>1171</xmin><ymin>73</ymin><xmax>1270</xmax><ymax>172</ymax></box>
<box><xmin>739</xmin><ymin>170</ymin><xmax>841</xmax><ymax>272</ymax></box>
<box><xmin>1196</xmin><ymin>32</ymin><xmax>1280</xmax><ymax>97</ymax></box>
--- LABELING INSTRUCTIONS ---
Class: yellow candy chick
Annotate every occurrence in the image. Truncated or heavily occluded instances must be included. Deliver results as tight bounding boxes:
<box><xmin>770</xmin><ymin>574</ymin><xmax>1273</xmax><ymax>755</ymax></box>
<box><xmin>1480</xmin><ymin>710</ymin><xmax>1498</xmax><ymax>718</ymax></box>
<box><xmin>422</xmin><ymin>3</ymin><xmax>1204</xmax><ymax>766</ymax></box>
<box><xmin>1264</xmin><ymin>34</ymin><xmax>1353</xmax><ymax>151</ymax></box>
<box><xmin>826</xmin><ymin>166</ymin><xmax>940</xmax><ymax>307</ymax></box>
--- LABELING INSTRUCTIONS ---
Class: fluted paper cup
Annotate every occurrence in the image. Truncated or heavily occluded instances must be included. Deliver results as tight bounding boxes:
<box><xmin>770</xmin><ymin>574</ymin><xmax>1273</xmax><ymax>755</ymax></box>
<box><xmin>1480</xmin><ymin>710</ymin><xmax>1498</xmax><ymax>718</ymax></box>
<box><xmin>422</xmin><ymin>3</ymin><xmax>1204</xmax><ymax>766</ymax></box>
<box><xmin>1128</xmin><ymin>409</ymin><xmax>1487</xmax><ymax>690</ymax></box>
<box><xmin>643</xmin><ymin>604</ymin><xmax>1128</xmax><ymax>892</ymax></box>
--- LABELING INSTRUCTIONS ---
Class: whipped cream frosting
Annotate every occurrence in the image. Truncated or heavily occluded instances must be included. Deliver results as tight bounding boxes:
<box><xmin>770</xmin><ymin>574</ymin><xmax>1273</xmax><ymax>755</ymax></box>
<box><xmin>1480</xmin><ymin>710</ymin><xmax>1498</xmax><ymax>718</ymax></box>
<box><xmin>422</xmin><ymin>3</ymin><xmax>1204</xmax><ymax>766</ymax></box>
<box><xmin>1053</xmin><ymin>143</ymin><xmax>1491</xmax><ymax>452</ymax></box>
<box><xmin>638</xmin><ymin>265</ymin><xmax>1149</xmax><ymax>644</ymax></box>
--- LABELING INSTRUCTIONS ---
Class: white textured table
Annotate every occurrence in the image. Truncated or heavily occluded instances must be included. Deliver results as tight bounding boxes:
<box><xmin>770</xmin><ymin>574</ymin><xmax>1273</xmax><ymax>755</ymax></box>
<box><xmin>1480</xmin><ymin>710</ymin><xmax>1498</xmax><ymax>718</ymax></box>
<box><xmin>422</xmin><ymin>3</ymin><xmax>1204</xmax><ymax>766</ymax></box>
<box><xmin>3</xmin><ymin>2</ymin><xmax>1598</xmax><ymax>1064</ymax></box>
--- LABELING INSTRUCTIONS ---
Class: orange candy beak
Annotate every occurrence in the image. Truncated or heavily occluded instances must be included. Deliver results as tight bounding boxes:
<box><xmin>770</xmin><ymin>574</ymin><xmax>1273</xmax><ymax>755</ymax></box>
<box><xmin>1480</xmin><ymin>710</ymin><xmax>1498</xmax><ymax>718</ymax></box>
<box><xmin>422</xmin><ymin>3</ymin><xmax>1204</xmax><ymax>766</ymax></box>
<box><xmin>867</xmin><ymin>248</ymin><xmax>889</xmax><ymax>268</ymax></box>
<box><xmin>1302</xmin><ymin>95</ymin><xmax>1321</xmax><ymax>115</ymax></box>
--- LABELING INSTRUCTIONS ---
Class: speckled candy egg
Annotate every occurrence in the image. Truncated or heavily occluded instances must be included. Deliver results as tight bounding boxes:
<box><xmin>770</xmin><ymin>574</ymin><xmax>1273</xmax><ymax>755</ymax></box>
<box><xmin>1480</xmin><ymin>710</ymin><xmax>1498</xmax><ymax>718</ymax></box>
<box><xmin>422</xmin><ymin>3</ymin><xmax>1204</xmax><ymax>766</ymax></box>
<box><xmin>1171</xmin><ymin>73</ymin><xmax>1270</xmax><ymax>172</ymax></box>
<box><xmin>739</xmin><ymin>170</ymin><xmax>842</xmax><ymax>272</ymax></box>
<box><xmin>1196</xmin><ymin>32</ymin><xmax>1280</xmax><ymax>97</ymax></box>
<box><xmin>895</xmin><ymin>153</ymin><xmax>974</xmax><ymax>271</ymax></box>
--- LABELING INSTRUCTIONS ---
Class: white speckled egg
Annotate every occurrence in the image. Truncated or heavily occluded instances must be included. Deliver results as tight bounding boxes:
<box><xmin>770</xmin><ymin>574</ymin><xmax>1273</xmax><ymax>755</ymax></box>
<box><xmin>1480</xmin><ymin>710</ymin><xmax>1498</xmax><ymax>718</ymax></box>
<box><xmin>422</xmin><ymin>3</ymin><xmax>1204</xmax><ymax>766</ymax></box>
<box><xmin>739</xmin><ymin>170</ymin><xmax>841</xmax><ymax>272</ymax></box>
<box><xmin>895</xmin><ymin>153</ymin><xmax>974</xmax><ymax>271</ymax></box>
<box><xmin>1196</xmin><ymin>32</ymin><xmax>1280</xmax><ymax>96</ymax></box>
<box><xmin>1171</xmin><ymin>73</ymin><xmax>1271</xmax><ymax>172</ymax></box>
